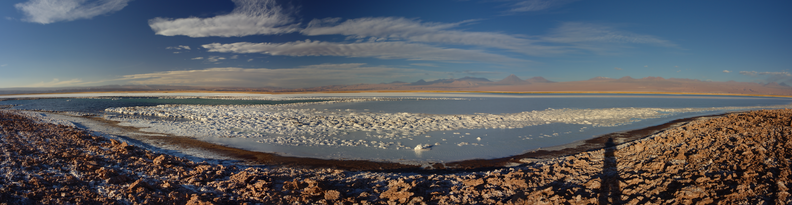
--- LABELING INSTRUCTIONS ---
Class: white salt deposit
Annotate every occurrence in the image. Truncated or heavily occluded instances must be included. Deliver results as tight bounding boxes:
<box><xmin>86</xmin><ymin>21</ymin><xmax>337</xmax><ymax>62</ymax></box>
<box><xmin>100</xmin><ymin>96</ymin><xmax>792</xmax><ymax>162</ymax></box>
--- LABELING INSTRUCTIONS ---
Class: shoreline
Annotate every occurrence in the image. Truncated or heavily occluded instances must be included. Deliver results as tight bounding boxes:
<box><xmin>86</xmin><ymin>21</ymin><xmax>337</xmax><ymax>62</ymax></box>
<box><xmin>31</xmin><ymin>108</ymin><xmax>717</xmax><ymax>171</ymax></box>
<box><xmin>3</xmin><ymin>90</ymin><xmax>792</xmax><ymax>99</ymax></box>
<box><xmin>2</xmin><ymin>108</ymin><xmax>789</xmax><ymax>204</ymax></box>
<box><xmin>3</xmin><ymin>93</ymin><xmax>792</xmax><ymax>169</ymax></box>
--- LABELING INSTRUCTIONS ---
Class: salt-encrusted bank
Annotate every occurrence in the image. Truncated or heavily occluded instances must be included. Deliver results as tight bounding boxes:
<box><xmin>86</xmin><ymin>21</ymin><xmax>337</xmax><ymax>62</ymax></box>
<box><xmin>104</xmin><ymin>97</ymin><xmax>792</xmax><ymax>156</ymax></box>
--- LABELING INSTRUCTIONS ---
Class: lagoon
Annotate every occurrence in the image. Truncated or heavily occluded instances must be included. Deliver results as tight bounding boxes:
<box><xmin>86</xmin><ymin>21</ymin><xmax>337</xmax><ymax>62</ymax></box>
<box><xmin>2</xmin><ymin>93</ymin><xmax>791</xmax><ymax>163</ymax></box>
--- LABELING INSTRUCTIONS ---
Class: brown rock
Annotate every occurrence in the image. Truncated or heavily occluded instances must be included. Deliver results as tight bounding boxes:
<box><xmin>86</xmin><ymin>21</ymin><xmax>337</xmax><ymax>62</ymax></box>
<box><xmin>463</xmin><ymin>178</ymin><xmax>485</xmax><ymax>187</ymax></box>
<box><xmin>128</xmin><ymin>179</ymin><xmax>154</xmax><ymax>192</ymax></box>
<box><xmin>186</xmin><ymin>195</ymin><xmax>215</xmax><ymax>205</ymax></box>
<box><xmin>324</xmin><ymin>190</ymin><xmax>341</xmax><ymax>200</ymax></box>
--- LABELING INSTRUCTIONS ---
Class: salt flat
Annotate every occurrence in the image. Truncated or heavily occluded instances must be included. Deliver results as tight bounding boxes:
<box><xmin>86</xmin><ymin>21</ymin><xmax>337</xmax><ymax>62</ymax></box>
<box><xmin>89</xmin><ymin>93</ymin><xmax>792</xmax><ymax>163</ymax></box>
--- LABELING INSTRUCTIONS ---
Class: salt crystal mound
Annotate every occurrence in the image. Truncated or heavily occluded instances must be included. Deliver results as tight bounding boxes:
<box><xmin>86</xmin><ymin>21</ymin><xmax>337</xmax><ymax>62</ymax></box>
<box><xmin>104</xmin><ymin>99</ymin><xmax>792</xmax><ymax>150</ymax></box>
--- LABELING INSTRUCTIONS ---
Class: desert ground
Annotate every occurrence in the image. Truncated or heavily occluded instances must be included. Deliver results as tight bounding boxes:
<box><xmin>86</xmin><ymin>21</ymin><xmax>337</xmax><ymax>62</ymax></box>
<box><xmin>1</xmin><ymin>108</ymin><xmax>791</xmax><ymax>204</ymax></box>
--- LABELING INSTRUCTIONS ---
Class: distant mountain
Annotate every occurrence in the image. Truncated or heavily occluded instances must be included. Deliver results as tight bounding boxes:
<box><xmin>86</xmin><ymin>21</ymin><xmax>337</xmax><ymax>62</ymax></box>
<box><xmin>589</xmin><ymin>77</ymin><xmax>613</xmax><ymax>81</ymax></box>
<box><xmin>410</xmin><ymin>79</ymin><xmax>430</xmax><ymax>85</ymax></box>
<box><xmin>642</xmin><ymin>76</ymin><xmax>665</xmax><ymax>80</ymax></box>
<box><xmin>457</xmin><ymin>77</ymin><xmax>491</xmax><ymax>82</ymax></box>
<box><xmin>3</xmin><ymin>75</ymin><xmax>792</xmax><ymax>96</ymax></box>
<box><xmin>617</xmin><ymin>76</ymin><xmax>636</xmax><ymax>81</ymax></box>
<box><xmin>410</xmin><ymin>76</ymin><xmax>490</xmax><ymax>86</ymax></box>
<box><xmin>497</xmin><ymin>74</ymin><xmax>525</xmax><ymax>84</ymax></box>
<box><xmin>525</xmin><ymin>76</ymin><xmax>553</xmax><ymax>83</ymax></box>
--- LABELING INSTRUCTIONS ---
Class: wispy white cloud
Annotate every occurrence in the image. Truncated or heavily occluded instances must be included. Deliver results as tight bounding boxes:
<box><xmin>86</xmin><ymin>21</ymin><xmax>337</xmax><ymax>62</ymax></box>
<box><xmin>507</xmin><ymin>0</ymin><xmax>577</xmax><ymax>13</ymax></box>
<box><xmin>148</xmin><ymin>0</ymin><xmax>299</xmax><ymax>37</ymax></box>
<box><xmin>303</xmin><ymin>17</ymin><xmax>469</xmax><ymax>40</ymax></box>
<box><xmin>147</xmin><ymin>1</ymin><xmax>676</xmax><ymax>66</ymax></box>
<box><xmin>739</xmin><ymin>70</ymin><xmax>792</xmax><ymax>84</ymax></box>
<box><xmin>0</xmin><ymin>64</ymin><xmax>7</xmax><ymax>67</ymax></box>
<box><xmin>410</xmin><ymin>63</ymin><xmax>438</xmax><ymax>67</ymax></box>
<box><xmin>739</xmin><ymin>71</ymin><xmax>791</xmax><ymax>77</ymax></box>
<box><xmin>542</xmin><ymin>22</ymin><xmax>678</xmax><ymax>54</ymax></box>
<box><xmin>207</xmin><ymin>56</ymin><xmax>226</xmax><ymax>62</ymax></box>
<box><xmin>202</xmin><ymin>40</ymin><xmax>528</xmax><ymax>63</ymax></box>
<box><xmin>26</xmin><ymin>78</ymin><xmax>84</xmax><ymax>87</ymax></box>
<box><xmin>461</xmin><ymin>70</ymin><xmax>500</xmax><ymax>76</ymax></box>
<box><xmin>191</xmin><ymin>57</ymin><xmax>204</xmax><ymax>60</ymax></box>
<box><xmin>614</xmin><ymin>67</ymin><xmax>622</xmax><ymax>70</ymax></box>
<box><xmin>302</xmin><ymin>18</ymin><xmax>675</xmax><ymax>56</ymax></box>
<box><xmin>15</xmin><ymin>0</ymin><xmax>130</xmax><ymax>24</ymax></box>
<box><xmin>166</xmin><ymin>45</ymin><xmax>191</xmax><ymax>50</ymax></box>
<box><xmin>723</xmin><ymin>70</ymin><xmax>731</xmax><ymax>73</ymax></box>
<box><xmin>302</xmin><ymin>17</ymin><xmax>567</xmax><ymax>56</ymax></box>
<box><xmin>117</xmin><ymin>63</ymin><xmax>446</xmax><ymax>88</ymax></box>
<box><xmin>764</xmin><ymin>71</ymin><xmax>791</xmax><ymax>76</ymax></box>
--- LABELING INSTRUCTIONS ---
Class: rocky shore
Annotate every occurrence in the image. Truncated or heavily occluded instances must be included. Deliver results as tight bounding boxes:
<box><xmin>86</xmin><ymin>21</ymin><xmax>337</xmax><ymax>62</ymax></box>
<box><xmin>1</xmin><ymin>109</ymin><xmax>791</xmax><ymax>204</ymax></box>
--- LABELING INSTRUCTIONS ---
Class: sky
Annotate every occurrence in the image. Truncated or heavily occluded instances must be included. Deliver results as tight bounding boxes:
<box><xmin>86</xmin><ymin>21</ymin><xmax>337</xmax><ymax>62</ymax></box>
<box><xmin>0</xmin><ymin>0</ymin><xmax>791</xmax><ymax>88</ymax></box>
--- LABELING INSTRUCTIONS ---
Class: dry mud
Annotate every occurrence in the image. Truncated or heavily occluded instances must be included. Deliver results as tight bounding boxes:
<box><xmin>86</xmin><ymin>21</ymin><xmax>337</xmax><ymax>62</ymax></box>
<box><xmin>1</xmin><ymin>109</ymin><xmax>791</xmax><ymax>204</ymax></box>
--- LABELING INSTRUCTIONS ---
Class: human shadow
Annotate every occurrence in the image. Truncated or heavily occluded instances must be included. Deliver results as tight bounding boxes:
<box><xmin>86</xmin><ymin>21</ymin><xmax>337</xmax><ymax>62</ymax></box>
<box><xmin>598</xmin><ymin>138</ymin><xmax>622</xmax><ymax>205</ymax></box>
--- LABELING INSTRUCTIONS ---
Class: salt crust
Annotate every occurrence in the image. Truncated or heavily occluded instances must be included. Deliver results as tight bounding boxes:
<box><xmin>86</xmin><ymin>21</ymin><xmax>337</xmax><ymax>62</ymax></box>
<box><xmin>104</xmin><ymin>98</ymin><xmax>792</xmax><ymax>151</ymax></box>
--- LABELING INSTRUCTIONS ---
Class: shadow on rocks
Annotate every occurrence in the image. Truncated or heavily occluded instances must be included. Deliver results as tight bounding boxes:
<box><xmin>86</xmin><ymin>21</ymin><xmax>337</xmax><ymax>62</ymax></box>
<box><xmin>599</xmin><ymin>138</ymin><xmax>622</xmax><ymax>204</ymax></box>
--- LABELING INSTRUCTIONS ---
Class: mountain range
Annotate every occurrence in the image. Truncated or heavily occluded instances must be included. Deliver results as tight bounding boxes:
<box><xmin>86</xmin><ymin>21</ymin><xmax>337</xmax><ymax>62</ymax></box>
<box><xmin>1</xmin><ymin>75</ymin><xmax>791</xmax><ymax>96</ymax></box>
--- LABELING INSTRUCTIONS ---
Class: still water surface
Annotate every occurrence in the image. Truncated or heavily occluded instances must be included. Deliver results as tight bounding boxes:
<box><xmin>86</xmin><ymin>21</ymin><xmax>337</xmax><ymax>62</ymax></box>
<box><xmin>2</xmin><ymin>94</ymin><xmax>791</xmax><ymax>162</ymax></box>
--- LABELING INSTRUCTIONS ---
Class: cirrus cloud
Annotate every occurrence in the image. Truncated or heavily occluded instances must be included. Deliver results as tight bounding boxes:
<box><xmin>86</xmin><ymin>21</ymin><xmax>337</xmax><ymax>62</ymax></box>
<box><xmin>117</xmin><ymin>63</ymin><xmax>446</xmax><ymax>88</ymax></box>
<box><xmin>507</xmin><ymin>0</ymin><xmax>578</xmax><ymax>13</ymax></box>
<box><xmin>541</xmin><ymin>22</ymin><xmax>678</xmax><ymax>54</ymax></box>
<box><xmin>739</xmin><ymin>71</ymin><xmax>792</xmax><ymax>76</ymax></box>
<box><xmin>739</xmin><ymin>70</ymin><xmax>792</xmax><ymax>84</ymax></box>
<box><xmin>302</xmin><ymin>17</ymin><xmax>675</xmax><ymax>56</ymax></box>
<box><xmin>148</xmin><ymin>0</ymin><xmax>299</xmax><ymax>37</ymax></box>
<box><xmin>26</xmin><ymin>78</ymin><xmax>84</xmax><ymax>87</ymax></box>
<box><xmin>15</xmin><ymin>0</ymin><xmax>131</xmax><ymax>24</ymax></box>
<box><xmin>201</xmin><ymin>40</ymin><xmax>528</xmax><ymax>63</ymax></box>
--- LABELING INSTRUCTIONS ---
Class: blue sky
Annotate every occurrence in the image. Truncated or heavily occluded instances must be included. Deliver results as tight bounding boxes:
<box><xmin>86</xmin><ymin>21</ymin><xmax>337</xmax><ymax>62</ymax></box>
<box><xmin>1</xmin><ymin>0</ymin><xmax>790</xmax><ymax>88</ymax></box>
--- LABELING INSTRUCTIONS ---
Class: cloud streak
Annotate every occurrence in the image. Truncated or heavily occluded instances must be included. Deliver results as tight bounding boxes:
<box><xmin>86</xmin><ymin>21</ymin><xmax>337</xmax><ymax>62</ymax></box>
<box><xmin>302</xmin><ymin>17</ymin><xmax>567</xmax><ymax>56</ymax></box>
<box><xmin>26</xmin><ymin>78</ymin><xmax>84</xmax><ymax>87</ymax></box>
<box><xmin>739</xmin><ymin>71</ymin><xmax>792</xmax><ymax>76</ymax></box>
<box><xmin>507</xmin><ymin>0</ymin><xmax>577</xmax><ymax>13</ymax></box>
<box><xmin>15</xmin><ymin>0</ymin><xmax>131</xmax><ymax>24</ymax></box>
<box><xmin>302</xmin><ymin>18</ymin><xmax>676</xmax><ymax>56</ymax></box>
<box><xmin>202</xmin><ymin>40</ymin><xmax>528</xmax><ymax>63</ymax></box>
<box><xmin>541</xmin><ymin>22</ymin><xmax>678</xmax><ymax>54</ymax></box>
<box><xmin>166</xmin><ymin>45</ymin><xmax>191</xmax><ymax>50</ymax></box>
<box><xmin>117</xmin><ymin>63</ymin><xmax>446</xmax><ymax>88</ymax></box>
<box><xmin>739</xmin><ymin>71</ymin><xmax>792</xmax><ymax>84</ymax></box>
<box><xmin>148</xmin><ymin>0</ymin><xmax>299</xmax><ymax>37</ymax></box>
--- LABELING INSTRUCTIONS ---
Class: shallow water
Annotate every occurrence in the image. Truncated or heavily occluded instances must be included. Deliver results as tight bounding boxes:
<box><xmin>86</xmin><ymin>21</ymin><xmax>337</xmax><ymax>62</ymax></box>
<box><xmin>3</xmin><ymin>93</ymin><xmax>791</xmax><ymax>163</ymax></box>
<box><xmin>298</xmin><ymin>94</ymin><xmax>789</xmax><ymax>114</ymax></box>
<box><xmin>0</xmin><ymin>97</ymin><xmax>323</xmax><ymax>113</ymax></box>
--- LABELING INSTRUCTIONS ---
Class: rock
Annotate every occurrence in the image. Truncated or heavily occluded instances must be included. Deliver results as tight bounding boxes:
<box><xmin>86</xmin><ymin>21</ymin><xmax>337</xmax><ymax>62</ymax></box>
<box><xmin>128</xmin><ymin>179</ymin><xmax>154</xmax><ymax>192</ymax></box>
<box><xmin>186</xmin><ymin>195</ymin><xmax>215</xmax><ymax>205</ymax></box>
<box><xmin>463</xmin><ymin>178</ymin><xmax>485</xmax><ymax>187</ymax></box>
<box><xmin>324</xmin><ymin>190</ymin><xmax>341</xmax><ymax>200</ymax></box>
